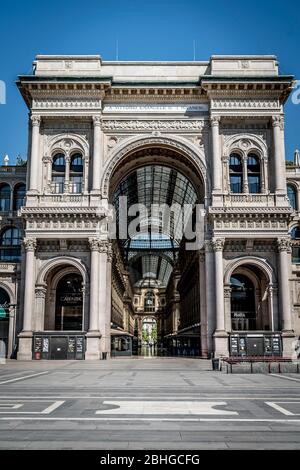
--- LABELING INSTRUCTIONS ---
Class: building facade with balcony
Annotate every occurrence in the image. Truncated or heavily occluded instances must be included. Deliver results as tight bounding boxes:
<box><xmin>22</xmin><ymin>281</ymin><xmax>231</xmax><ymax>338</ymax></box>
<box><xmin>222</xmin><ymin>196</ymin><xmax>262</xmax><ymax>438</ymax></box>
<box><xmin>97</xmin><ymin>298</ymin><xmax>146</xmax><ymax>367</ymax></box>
<box><xmin>0</xmin><ymin>54</ymin><xmax>298</xmax><ymax>360</ymax></box>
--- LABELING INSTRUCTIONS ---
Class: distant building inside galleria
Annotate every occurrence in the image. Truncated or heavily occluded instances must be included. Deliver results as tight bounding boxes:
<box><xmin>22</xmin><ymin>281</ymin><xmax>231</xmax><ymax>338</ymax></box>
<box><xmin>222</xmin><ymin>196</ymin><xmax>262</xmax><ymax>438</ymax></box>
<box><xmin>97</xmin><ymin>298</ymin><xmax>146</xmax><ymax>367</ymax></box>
<box><xmin>1</xmin><ymin>54</ymin><xmax>300</xmax><ymax>361</ymax></box>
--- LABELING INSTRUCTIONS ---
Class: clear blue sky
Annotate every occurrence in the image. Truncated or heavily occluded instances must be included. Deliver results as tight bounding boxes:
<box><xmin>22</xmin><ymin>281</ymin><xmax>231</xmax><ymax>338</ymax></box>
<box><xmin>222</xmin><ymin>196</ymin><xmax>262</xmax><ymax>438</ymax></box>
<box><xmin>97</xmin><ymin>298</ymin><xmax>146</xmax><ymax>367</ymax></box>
<box><xmin>0</xmin><ymin>0</ymin><xmax>299</xmax><ymax>163</ymax></box>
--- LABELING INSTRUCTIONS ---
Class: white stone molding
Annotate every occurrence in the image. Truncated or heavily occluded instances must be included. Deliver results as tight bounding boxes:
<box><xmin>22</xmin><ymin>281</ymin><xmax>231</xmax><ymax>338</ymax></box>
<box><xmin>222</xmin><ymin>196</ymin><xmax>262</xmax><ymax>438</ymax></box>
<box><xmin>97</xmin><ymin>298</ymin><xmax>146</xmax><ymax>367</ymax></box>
<box><xmin>224</xmin><ymin>256</ymin><xmax>275</xmax><ymax>285</ymax></box>
<box><xmin>36</xmin><ymin>256</ymin><xmax>88</xmax><ymax>286</ymax></box>
<box><xmin>223</xmin><ymin>133</ymin><xmax>267</xmax><ymax>158</ymax></box>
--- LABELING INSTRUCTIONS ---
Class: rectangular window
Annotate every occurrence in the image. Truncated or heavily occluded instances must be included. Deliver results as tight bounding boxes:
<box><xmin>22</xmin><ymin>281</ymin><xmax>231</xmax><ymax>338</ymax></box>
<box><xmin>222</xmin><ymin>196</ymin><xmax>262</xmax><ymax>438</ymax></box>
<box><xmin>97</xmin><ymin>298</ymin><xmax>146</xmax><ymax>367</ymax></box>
<box><xmin>292</xmin><ymin>247</ymin><xmax>300</xmax><ymax>264</ymax></box>
<box><xmin>230</xmin><ymin>175</ymin><xmax>242</xmax><ymax>193</ymax></box>
<box><xmin>248</xmin><ymin>176</ymin><xmax>260</xmax><ymax>194</ymax></box>
<box><xmin>70</xmin><ymin>176</ymin><xmax>82</xmax><ymax>194</ymax></box>
<box><xmin>52</xmin><ymin>176</ymin><xmax>64</xmax><ymax>194</ymax></box>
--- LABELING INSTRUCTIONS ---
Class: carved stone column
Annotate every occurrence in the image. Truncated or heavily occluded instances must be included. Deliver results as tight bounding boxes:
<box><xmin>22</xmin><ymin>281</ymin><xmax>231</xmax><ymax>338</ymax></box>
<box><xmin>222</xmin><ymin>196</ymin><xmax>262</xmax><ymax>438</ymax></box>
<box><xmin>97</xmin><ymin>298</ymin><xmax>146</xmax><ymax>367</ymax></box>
<box><xmin>17</xmin><ymin>238</ymin><xmax>37</xmax><ymax>360</ymax></box>
<box><xmin>242</xmin><ymin>155</ymin><xmax>249</xmax><ymax>193</ymax></box>
<box><xmin>64</xmin><ymin>155</ymin><xmax>71</xmax><ymax>193</ymax></box>
<box><xmin>105</xmin><ymin>243</ymin><xmax>112</xmax><ymax>355</ymax></box>
<box><xmin>277</xmin><ymin>237</ymin><xmax>295</xmax><ymax>357</ymax></box>
<box><xmin>272</xmin><ymin>116</ymin><xmax>286</xmax><ymax>194</ymax></box>
<box><xmin>210</xmin><ymin>116</ymin><xmax>222</xmax><ymax>193</ymax></box>
<box><xmin>224</xmin><ymin>285</ymin><xmax>232</xmax><ymax>332</ymax></box>
<box><xmin>212</xmin><ymin>238</ymin><xmax>229</xmax><ymax>357</ymax></box>
<box><xmin>204</xmin><ymin>241</ymin><xmax>215</xmax><ymax>356</ymax></box>
<box><xmin>86</xmin><ymin>238</ymin><xmax>101</xmax><ymax>360</ymax></box>
<box><xmin>91</xmin><ymin>115</ymin><xmax>102</xmax><ymax>193</ymax></box>
<box><xmin>199</xmin><ymin>251</ymin><xmax>208</xmax><ymax>357</ymax></box>
<box><xmin>28</xmin><ymin>115</ymin><xmax>41</xmax><ymax>194</ymax></box>
<box><xmin>35</xmin><ymin>284</ymin><xmax>47</xmax><ymax>331</ymax></box>
<box><xmin>99</xmin><ymin>240</ymin><xmax>111</xmax><ymax>357</ymax></box>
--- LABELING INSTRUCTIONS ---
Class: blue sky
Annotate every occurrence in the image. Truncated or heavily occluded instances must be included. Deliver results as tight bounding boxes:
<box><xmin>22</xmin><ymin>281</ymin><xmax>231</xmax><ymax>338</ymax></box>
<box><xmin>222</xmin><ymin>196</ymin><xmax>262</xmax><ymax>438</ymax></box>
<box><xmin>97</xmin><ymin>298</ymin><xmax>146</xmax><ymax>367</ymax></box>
<box><xmin>0</xmin><ymin>0</ymin><xmax>299</xmax><ymax>163</ymax></box>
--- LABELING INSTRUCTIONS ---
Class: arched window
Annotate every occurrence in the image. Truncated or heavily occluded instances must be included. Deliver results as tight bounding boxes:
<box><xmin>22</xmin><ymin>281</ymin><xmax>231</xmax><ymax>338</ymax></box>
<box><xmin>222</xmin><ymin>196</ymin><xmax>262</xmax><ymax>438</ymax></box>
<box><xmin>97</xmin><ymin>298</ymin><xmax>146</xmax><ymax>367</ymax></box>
<box><xmin>70</xmin><ymin>153</ymin><xmax>83</xmax><ymax>194</ymax></box>
<box><xmin>0</xmin><ymin>227</ymin><xmax>22</xmax><ymax>262</ymax></box>
<box><xmin>291</xmin><ymin>226</ymin><xmax>300</xmax><ymax>239</ymax></box>
<box><xmin>144</xmin><ymin>291</ymin><xmax>156</xmax><ymax>313</ymax></box>
<box><xmin>291</xmin><ymin>225</ymin><xmax>300</xmax><ymax>264</ymax></box>
<box><xmin>247</xmin><ymin>153</ymin><xmax>261</xmax><ymax>193</ymax></box>
<box><xmin>229</xmin><ymin>154</ymin><xmax>243</xmax><ymax>193</ymax></box>
<box><xmin>52</xmin><ymin>153</ymin><xmax>65</xmax><ymax>193</ymax></box>
<box><xmin>287</xmin><ymin>184</ymin><xmax>297</xmax><ymax>210</ymax></box>
<box><xmin>13</xmin><ymin>183</ymin><xmax>26</xmax><ymax>211</ymax></box>
<box><xmin>230</xmin><ymin>274</ymin><xmax>256</xmax><ymax>330</ymax></box>
<box><xmin>0</xmin><ymin>184</ymin><xmax>11</xmax><ymax>212</ymax></box>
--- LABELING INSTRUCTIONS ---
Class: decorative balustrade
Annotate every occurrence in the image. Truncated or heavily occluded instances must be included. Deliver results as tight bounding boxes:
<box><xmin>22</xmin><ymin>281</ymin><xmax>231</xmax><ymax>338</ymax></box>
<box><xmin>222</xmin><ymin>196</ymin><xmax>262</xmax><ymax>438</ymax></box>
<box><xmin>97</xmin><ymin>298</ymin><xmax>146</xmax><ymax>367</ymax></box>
<box><xmin>223</xmin><ymin>193</ymin><xmax>277</xmax><ymax>206</ymax></box>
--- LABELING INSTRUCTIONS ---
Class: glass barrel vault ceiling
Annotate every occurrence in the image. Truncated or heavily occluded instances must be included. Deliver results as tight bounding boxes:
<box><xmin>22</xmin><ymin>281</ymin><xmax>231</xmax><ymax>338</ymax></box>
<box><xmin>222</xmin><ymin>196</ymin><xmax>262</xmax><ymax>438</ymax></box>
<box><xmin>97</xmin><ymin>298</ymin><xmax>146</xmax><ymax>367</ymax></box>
<box><xmin>113</xmin><ymin>165</ymin><xmax>198</xmax><ymax>288</ymax></box>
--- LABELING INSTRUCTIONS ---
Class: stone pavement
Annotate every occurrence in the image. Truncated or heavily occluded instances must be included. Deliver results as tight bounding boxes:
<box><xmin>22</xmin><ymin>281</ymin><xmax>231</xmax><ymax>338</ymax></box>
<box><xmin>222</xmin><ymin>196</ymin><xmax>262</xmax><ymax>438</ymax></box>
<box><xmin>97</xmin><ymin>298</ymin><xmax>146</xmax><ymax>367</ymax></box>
<box><xmin>0</xmin><ymin>357</ymin><xmax>300</xmax><ymax>449</ymax></box>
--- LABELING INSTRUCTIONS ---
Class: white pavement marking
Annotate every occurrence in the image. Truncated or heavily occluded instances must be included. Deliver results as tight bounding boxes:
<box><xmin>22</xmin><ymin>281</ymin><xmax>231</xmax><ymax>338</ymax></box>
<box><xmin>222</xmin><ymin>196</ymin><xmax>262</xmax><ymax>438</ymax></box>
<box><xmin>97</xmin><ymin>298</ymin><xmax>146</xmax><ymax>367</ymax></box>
<box><xmin>271</xmin><ymin>374</ymin><xmax>300</xmax><ymax>383</ymax></box>
<box><xmin>266</xmin><ymin>401</ymin><xmax>300</xmax><ymax>416</ymax></box>
<box><xmin>0</xmin><ymin>371</ymin><xmax>49</xmax><ymax>385</ymax></box>
<box><xmin>266</xmin><ymin>402</ymin><xmax>295</xmax><ymax>416</ymax></box>
<box><xmin>41</xmin><ymin>401</ymin><xmax>65</xmax><ymax>415</ymax></box>
<box><xmin>0</xmin><ymin>404</ymin><xmax>23</xmax><ymax>410</ymax></box>
<box><xmin>96</xmin><ymin>400</ymin><xmax>238</xmax><ymax>415</ymax></box>
<box><xmin>0</xmin><ymin>400</ymin><xmax>64</xmax><ymax>414</ymax></box>
<box><xmin>1</xmin><ymin>395</ymin><xmax>300</xmax><ymax>400</ymax></box>
<box><xmin>0</xmin><ymin>417</ymin><xmax>300</xmax><ymax>423</ymax></box>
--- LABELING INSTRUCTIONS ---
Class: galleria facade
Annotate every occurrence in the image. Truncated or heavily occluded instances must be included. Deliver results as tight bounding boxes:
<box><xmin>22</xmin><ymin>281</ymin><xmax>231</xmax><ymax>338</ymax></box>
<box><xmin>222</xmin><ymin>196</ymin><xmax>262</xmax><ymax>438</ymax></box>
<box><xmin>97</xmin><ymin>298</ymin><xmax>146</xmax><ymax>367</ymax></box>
<box><xmin>0</xmin><ymin>54</ymin><xmax>299</xmax><ymax>360</ymax></box>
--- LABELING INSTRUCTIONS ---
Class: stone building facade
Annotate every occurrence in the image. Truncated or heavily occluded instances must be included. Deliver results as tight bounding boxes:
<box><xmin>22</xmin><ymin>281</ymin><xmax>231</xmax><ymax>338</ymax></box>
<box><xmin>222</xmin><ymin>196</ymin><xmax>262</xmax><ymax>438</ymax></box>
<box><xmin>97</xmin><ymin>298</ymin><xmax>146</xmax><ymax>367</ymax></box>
<box><xmin>0</xmin><ymin>54</ymin><xmax>298</xmax><ymax>360</ymax></box>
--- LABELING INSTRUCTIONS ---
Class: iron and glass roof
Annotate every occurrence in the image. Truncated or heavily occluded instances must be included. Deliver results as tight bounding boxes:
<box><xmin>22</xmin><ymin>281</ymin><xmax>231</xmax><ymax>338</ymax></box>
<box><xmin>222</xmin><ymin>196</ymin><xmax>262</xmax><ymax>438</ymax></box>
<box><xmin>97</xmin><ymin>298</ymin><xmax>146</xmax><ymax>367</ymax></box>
<box><xmin>113</xmin><ymin>165</ymin><xmax>197</xmax><ymax>288</ymax></box>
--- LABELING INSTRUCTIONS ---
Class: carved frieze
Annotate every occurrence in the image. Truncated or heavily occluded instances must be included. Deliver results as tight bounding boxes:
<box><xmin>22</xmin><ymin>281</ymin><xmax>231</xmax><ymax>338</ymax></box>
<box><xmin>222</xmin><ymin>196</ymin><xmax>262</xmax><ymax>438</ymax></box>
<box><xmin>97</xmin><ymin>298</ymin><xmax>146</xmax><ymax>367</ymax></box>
<box><xmin>211</xmin><ymin>99</ymin><xmax>280</xmax><ymax>110</ymax></box>
<box><xmin>33</xmin><ymin>99</ymin><xmax>102</xmax><ymax>109</ymax></box>
<box><xmin>101</xmin><ymin>120</ymin><xmax>207</xmax><ymax>131</ymax></box>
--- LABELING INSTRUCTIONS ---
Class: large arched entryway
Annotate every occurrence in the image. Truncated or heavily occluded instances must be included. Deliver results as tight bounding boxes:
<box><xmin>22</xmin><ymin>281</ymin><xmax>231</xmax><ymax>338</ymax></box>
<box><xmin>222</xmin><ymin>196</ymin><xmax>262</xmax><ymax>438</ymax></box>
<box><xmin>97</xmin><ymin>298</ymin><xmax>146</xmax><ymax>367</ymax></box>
<box><xmin>33</xmin><ymin>263</ymin><xmax>86</xmax><ymax>360</ymax></box>
<box><xmin>225</xmin><ymin>260</ymin><xmax>280</xmax><ymax>357</ymax></box>
<box><xmin>107</xmin><ymin>143</ymin><xmax>206</xmax><ymax>357</ymax></box>
<box><xmin>0</xmin><ymin>287</ymin><xmax>10</xmax><ymax>358</ymax></box>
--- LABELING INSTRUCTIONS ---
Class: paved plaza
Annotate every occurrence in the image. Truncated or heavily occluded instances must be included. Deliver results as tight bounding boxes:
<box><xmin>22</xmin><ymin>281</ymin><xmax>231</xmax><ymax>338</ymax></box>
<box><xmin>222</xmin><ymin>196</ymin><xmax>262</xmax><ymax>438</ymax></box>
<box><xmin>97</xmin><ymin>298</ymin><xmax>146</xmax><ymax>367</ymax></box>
<box><xmin>0</xmin><ymin>358</ymin><xmax>300</xmax><ymax>449</ymax></box>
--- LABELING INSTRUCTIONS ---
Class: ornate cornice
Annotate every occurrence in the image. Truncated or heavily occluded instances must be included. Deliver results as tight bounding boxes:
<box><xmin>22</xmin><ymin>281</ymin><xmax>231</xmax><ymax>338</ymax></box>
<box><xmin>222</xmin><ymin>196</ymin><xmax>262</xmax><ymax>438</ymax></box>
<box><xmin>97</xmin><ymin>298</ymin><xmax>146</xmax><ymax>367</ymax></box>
<box><xmin>211</xmin><ymin>99</ymin><xmax>280</xmax><ymax>110</ymax></box>
<box><xmin>33</xmin><ymin>99</ymin><xmax>102</xmax><ymax>109</ymax></box>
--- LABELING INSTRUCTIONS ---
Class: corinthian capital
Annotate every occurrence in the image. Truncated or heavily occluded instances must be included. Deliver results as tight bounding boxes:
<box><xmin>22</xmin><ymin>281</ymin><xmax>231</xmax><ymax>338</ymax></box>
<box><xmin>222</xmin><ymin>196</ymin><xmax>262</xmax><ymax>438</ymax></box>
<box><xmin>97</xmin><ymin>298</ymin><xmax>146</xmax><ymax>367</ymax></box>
<box><xmin>271</xmin><ymin>115</ymin><xmax>281</xmax><ymax>128</ymax></box>
<box><xmin>211</xmin><ymin>238</ymin><xmax>225</xmax><ymax>252</ymax></box>
<box><xmin>23</xmin><ymin>237</ymin><xmax>37</xmax><ymax>252</ymax></box>
<box><xmin>88</xmin><ymin>238</ymin><xmax>100</xmax><ymax>252</ymax></box>
<box><xmin>99</xmin><ymin>240</ymin><xmax>110</xmax><ymax>254</ymax></box>
<box><xmin>277</xmin><ymin>237</ymin><xmax>291</xmax><ymax>253</ymax></box>
<box><xmin>107</xmin><ymin>243</ymin><xmax>113</xmax><ymax>262</ymax></box>
<box><xmin>210</xmin><ymin>116</ymin><xmax>220</xmax><ymax>127</ymax></box>
<box><xmin>92</xmin><ymin>115</ymin><xmax>102</xmax><ymax>127</ymax></box>
<box><xmin>31</xmin><ymin>115</ymin><xmax>41</xmax><ymax>126</ymax></box>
